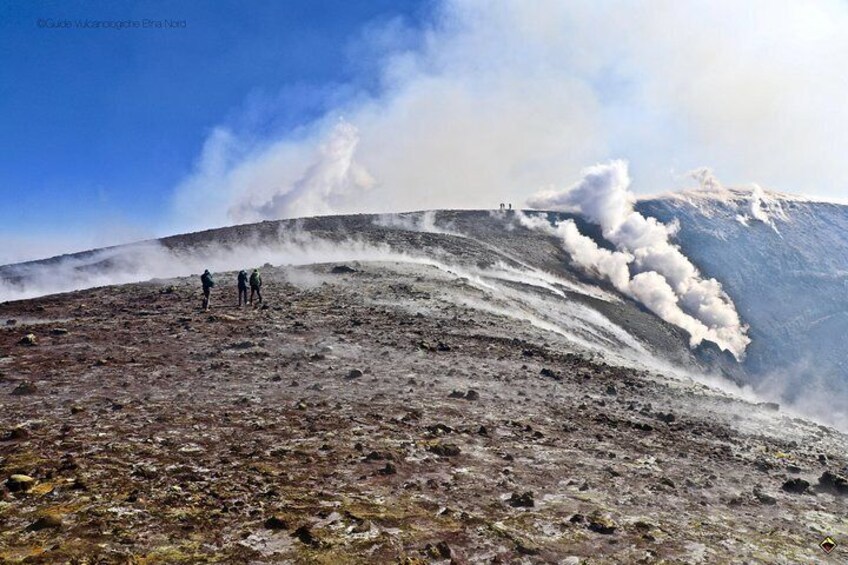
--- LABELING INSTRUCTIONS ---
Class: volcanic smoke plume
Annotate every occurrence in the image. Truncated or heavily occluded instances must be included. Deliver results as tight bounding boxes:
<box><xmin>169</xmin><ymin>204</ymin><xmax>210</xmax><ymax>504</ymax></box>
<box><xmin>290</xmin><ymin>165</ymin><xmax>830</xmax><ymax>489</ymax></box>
<box><xmin>525</xmin><ymin>160</ymin><xmax>750</xmax><ymax>359</ymax></box>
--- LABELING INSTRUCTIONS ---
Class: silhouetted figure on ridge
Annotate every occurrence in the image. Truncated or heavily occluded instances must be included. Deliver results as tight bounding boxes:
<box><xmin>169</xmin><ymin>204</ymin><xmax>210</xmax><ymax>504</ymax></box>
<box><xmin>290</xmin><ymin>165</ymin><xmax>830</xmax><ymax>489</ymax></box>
<box><xmin>237</xmin><ymin>269</ymin><xmax>249</xmax><ymax>307</ymax></box>
<box><xmin>200</xmin><ymin>269</ymin><xmax>215</xmax><ymax>311</ymax></box>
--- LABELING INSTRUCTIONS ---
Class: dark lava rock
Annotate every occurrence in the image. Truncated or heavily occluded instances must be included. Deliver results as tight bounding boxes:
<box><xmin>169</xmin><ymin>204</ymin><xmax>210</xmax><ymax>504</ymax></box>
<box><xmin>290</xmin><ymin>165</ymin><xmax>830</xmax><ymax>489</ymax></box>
<box><xmin>818</xmin><ymin>471</ymin><xmax>848</xmax><ymax>495</ymax></box>
<box><xmin>50</xmin><ymin>328</ymin><xmax>69</xmax><ymax>336</ymax></box>
<box><xmin>428</xmin><ymin>443</ymin><xmax>461</xmax><ymax>457</ymax></box>
<box><xmin>426</xmin><ymin>423</ymin><xmax>453</xmax><ymax>435</ymax></box>
<box><xmin>425</xmin><ymin>541</ymin><xmax>452</xmax><ymax>559</ymax></box>
<box><xmin>465</xmin><ymin>390</ymin><xmax>480</xmax><ymax>401</ymax></box>
<box><xmin>18</xmin><ymin>334</ymin><xmax>37</xmax><ymax>346</ymax></box>
<box><xmin>631</xmin><ymin>421</ymin><xmax>654</xmax><ymax>432</ymax></box>
<box><xmin>293</xmin><ymin>525</ymin><xmax>319</xmax><ymax>546</ymax></box>
<box><xmin>364</xmin><ymin>451</ymin><xmax>394</xmax><ymax>461</ymax></box>
<box><xmin>346</xmin><ymin>369</ymin><xmax>364</xmax><ymax>380</ymax></box>
<box><xmin>378</xmin><ymin>462</ymin><xmax>397</xmax><ymax>476</ymax></box>
<box><xmin>331</xmin><ymin>265</ymin><xmax>357</xmax><ymax>274</ymax></box>
<box><xmin>507</xmin><ymin>491</ymin><xmax>535</xmax><ymax>508</ymax></box>
<box><xmin>515</xmin><ymin>539</ymin><xmax>541</xmax><ymax>555</ymax></box>
<box><xmin>448</xmin><ymin>390</ymin><xmax>465</xmax><ymax>398</ymax></box>
<box><xmin>27</xmin><ymin>514</ymin><xmax>63</xmax><ymax>531</ymax></box>
<box><xmin>5</xmin><ymin>426</ymin><xmax>30</xmax><ymax>440</ymax></box>
<box><xmin>70</xmin><ymin>478</ymin><xmax>88</xmax><ymax>491</ymax></box>
<box><xmin>781</xmin><ymin>478</ymin><xmax>810</xmax><ymax>494</ymax></box>
<box><xmin>658</xmin><ymin>477</ymin><xmax>675</xmax><ymax>488</ymax></box>
<box><xmin>569</xmin><ymin>513</ymin><xmax>586</xmax><ymax>524</ymax></box>
<box><xmin>755</xmin><ymin>459</ymin><xmax>775</xmax><ymax>473</ymax></box>
<box><xmin>6</xmin><ymin>474</ymin><xmax>36</xmax><ymax>492</ymax></box>
<box><xmin>588</xmin><ymin>514</ymin><xmax>618</xmax><ymax>534</ymax></box>
<box><xmin>753</xmin><ymin>486</ymin><xmax>777</xmax><ymax>505</ymax></box>
<box><xmin>264</xmin><ymin>516</ymin><xmax>289</xmax><ymax>530</ymax></box>
<box><xmin>11</xmin><ymin>381</ymin><xmax>37</xmax><ymax>396</ymax></box>
<box><xmin>539</xmin><ymin>368</ymin><xmax>561</xmax><ymax>381</ymax></box>
<box><xmin>605</xmin><ymin>384</ymin><xmax>618</xmax><ymax>396</ymax></box>
<box><xmin>655</xmin><ymin>412</ymin><xmax>676</xmax><ymax>424</ymax></box>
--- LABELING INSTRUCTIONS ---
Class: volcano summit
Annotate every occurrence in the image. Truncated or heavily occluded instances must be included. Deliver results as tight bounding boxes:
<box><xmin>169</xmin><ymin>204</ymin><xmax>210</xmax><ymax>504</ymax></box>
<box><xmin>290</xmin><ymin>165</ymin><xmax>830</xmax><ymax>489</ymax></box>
<box><xmin>1</xmin><ymin>207</ymin><xmax>847</xmax><ymax>563</ymax></box>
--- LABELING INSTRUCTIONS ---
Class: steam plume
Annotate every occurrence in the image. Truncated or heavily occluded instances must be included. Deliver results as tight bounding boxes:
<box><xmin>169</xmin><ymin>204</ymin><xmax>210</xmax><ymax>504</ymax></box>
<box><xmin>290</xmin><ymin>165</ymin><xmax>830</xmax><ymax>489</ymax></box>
<box><xmin>525</xmin><ymin>160</ymin><xmax>750</xmax><ymax>359</ymax></box>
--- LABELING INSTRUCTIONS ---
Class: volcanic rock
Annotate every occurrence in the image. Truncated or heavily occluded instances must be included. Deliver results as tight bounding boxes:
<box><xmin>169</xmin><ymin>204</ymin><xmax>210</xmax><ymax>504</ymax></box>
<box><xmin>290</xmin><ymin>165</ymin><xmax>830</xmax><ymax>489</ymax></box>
<box><xmin>264</xmin><ymin>515</ymin><xmax>289</xmax><ymax>530</ymax></box>
<box><xmin>18</xmin><ymin>333</ymin><xmax>37</xmax><ymax>346</ymax></box>
<box><xmin>507</xmin><ymin>491</ymin><xmax>534</xmax><ymax>508</ymax></box>
<box><xmin>331</xmin><ymin>265</ymin><xmax>357</xmax><ymax>274</ymax></box>
<box><xmin>818</xmin><ymin>471</ymin><xmax>848</xmax><ymax>495</ymax></box>
<box><xmin>428</xmin><ymin>443</ymin><xmax>461</xmax><ymax>457</ymax></box>
<box><xmin>27</xmin><ymin>513</ymin><xmax>63</xmax><ymax>531</ymax></box>
<box><xmin>781</xmin><ymin>478</ymin><xmax>810</xmax><ymax>494</ymax></box>
<box><xmin>11</xmin><ymin>381</ymin><xmax>37</xmax><ymax>396</ymax></box>
<box><xmin>293</xmin><ymin>525</ymin><xmax>319</xmax><ymax>546</ymax></box>
<box><xmin>378</xmin><ymin>462</ymin><xmax>397</xmax><ymax>475</ymax></box>
<box><xmin>753</xmin><ymin>486</ymin><xmax>777</xmax><ymax>505</ymax></box>
<box><xmin>588</xmin><ymin>513</ymin><xmax>618</xmax><ymax>534</ymax></box>
<box><xmin>425</xmin><ymin>541</ymin><xmax>452</xmax><ymax>559</ymax></box>
<box><xmin>6</xmin><ymin>474</ymin><xmax>36</xmax><ymax>492</ymax></box>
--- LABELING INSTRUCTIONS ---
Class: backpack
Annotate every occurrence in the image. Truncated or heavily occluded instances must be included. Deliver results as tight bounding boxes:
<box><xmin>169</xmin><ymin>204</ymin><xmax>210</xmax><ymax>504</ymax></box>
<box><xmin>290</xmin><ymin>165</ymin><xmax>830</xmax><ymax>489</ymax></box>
<box><xmin>250</xmin><ymin>272</ymin><xmax>261</xmax><ymax>287</ymax></box>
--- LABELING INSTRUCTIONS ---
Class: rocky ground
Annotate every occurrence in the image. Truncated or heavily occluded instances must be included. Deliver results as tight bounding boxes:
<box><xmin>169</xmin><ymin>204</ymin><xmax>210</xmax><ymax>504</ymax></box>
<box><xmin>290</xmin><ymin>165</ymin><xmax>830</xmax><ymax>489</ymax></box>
<box><xmin>1</xmin><ymin>259</ymin><xmax>847</xmax><ymax>564</ymax></box>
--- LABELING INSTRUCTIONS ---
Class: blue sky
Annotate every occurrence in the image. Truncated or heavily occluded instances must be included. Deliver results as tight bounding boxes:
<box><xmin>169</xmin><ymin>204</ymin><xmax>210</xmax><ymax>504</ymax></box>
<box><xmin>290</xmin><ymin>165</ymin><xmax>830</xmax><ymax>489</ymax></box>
<box><xmin>4</xmin><ymin>1</ymin><xmax>848</xmax><ymax>263</ymax></box>
<box><xmin>0</xmin><ymin>0</ymin><xmax>427</xmax><ymax>257</ymax></box>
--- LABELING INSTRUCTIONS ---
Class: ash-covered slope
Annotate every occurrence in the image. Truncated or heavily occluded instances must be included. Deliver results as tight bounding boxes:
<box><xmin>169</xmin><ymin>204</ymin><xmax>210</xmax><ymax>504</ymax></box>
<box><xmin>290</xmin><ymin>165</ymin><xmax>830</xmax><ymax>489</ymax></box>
<box><xmin>0</xmin><ymin>210</ymin><xmax>739</xmax><ymax>379</ymax></box>
<box><xmin>2</xmin><ymin>237</ymin><xmax>847</xmax><ymax>563</ymax></box>
<box><xmin>637</xmin><ymin>189</ymin><xmax>848</xmax><ymax>414</ymax></box>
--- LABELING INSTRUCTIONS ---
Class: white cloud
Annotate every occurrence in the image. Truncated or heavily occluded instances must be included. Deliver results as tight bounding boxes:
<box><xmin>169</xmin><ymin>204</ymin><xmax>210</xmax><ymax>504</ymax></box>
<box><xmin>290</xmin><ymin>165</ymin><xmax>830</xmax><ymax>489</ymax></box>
<box><xmin>168</xmin><ymin>0</ymin><xmax>848</xmax><ymax>230</ymax></box>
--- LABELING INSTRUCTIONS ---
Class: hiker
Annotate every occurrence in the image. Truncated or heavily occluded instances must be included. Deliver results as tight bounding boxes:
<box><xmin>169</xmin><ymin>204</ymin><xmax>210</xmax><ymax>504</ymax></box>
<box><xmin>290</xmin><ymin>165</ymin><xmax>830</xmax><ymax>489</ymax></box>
<box><xmin>237</xmin><ymin>270</ymin><xmax>249</xmax><ymax>306</ymax></box>
<box><xmin>249</xmin><ymin>268</ymin><xmax>263</xmax><ymax>305</ymax></box>
<box><xmin>200</xmin><ymin>269</ymin><xmax>215</xmax><ymax>311</ymax></box>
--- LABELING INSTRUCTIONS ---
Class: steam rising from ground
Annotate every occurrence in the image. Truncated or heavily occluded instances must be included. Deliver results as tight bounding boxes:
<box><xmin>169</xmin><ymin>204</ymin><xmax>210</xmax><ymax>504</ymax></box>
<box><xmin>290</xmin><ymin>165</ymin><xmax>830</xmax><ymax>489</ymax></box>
<box><xmin>0</xmin><ymin>234</ymin><xmax>391</xmax><ymax>303</ymax></box>
<box><xmin>524</xmin><ymin>161</ymin><xmax>750</xmax><ymax>359</ymax></box>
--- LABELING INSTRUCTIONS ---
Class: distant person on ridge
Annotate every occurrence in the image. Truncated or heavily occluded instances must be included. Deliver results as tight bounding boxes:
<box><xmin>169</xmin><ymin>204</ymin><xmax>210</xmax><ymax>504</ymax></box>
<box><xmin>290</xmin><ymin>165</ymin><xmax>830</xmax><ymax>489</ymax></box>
<box><xmin>249</xmin><ymin>269</ymin><xmax>263</xmax><ymax>305</ymax></box>
<box><xmin>200</xmin><ymin>269</ymin><xmax>215</xmax><ymax>311</ymax></box>
<box><xmin>237</xmin><ymin>269</ymin><xmax>249</xmax><ymax>307</ymax></box>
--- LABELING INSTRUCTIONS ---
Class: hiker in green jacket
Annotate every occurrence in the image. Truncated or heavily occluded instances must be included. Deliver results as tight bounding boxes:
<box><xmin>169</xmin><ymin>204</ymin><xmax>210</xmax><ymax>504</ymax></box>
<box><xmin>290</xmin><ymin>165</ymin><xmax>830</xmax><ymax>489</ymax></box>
<box><xmin>200</xmin><ymin>269</ymin><xmax>215</xmax><ymax>311</ymax></box>
<box><xmin>249</xmin><ymin>269</ymin><xmax>263</xmax><ymax>305</ymax></box>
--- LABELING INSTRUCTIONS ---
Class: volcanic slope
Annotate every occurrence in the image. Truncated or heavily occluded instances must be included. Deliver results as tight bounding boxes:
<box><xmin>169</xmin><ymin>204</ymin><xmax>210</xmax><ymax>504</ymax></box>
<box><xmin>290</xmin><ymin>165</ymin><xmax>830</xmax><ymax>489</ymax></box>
<box><xmin>0</xmin><ymin>211</ymin><xmax>846</xmax><ymax>563</ymax></box>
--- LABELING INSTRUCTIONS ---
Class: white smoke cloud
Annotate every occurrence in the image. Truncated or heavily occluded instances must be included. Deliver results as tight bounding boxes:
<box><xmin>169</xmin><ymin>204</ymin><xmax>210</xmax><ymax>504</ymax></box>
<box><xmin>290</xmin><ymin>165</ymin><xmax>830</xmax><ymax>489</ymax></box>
<box><xmin>228</xmin><ymin>120</ymin><xmax>375</xmax><ymax>223</ymax></box>
<box><xmin>164</xmin><ymin>0</ymin><xmax>848</xmax><ymax>232</ymax></box>
<box><xmin>524</xmin><ymin>160</ymin><xmax>750</xmax><ymax>359</ymax></box>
